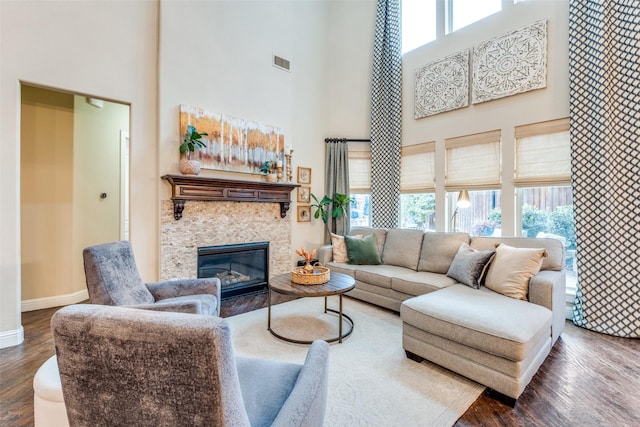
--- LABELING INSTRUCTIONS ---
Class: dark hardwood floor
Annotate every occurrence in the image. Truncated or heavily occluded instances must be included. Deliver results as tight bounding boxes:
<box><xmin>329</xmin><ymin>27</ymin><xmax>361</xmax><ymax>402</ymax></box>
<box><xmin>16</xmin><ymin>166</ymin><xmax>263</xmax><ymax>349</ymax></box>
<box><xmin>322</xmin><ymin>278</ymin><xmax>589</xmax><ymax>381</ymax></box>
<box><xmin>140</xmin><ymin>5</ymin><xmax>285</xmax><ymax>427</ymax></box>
<box><xmin>1</xmin><ymin>292</ymin><xmax>638</xmax><ymax>426</ymax></box>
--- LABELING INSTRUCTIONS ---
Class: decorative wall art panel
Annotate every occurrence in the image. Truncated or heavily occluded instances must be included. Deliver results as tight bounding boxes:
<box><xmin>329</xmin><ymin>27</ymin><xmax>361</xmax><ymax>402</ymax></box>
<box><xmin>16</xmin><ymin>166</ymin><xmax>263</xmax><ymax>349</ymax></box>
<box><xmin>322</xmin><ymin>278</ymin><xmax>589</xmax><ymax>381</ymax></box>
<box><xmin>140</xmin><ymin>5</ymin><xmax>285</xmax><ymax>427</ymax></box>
<box><xmin>179</xmin><ymin>104</ymin><xmax>284</xmax><ymax>174</ymax></box>
<box><xmin>415</xmin><ymin>50</ymin><xmax>469</xmax><ymax>119</ymax></box>
<box><xmin>472</xmin><ymin>20</ymin><xmax>547</xmax><ymax>104</ymax></box>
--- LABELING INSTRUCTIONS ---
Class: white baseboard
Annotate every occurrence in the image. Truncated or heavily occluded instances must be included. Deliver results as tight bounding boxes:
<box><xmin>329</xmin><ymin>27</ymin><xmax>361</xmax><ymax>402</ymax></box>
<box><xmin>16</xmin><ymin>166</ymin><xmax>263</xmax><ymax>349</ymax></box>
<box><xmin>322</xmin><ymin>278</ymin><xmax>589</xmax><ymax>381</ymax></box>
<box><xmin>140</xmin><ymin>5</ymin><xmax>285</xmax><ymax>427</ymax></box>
<box><xmin>0</xmin><ymin>326</ymin><xmax>24</xmax><ymax>349</ymax></box>
<box><xmin>22</xmin><ymin>289</ymin><xmax>89</xmax><ymax>312</ymax></box>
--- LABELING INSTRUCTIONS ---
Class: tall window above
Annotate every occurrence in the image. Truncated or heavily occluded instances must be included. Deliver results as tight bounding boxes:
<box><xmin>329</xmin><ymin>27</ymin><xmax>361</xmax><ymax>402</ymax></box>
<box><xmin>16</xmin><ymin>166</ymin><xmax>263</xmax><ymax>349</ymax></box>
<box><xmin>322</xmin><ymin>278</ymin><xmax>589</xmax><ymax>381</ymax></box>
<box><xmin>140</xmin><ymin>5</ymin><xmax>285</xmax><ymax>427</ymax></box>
<box><xmin>402</xmin><ymin>0</ymin><xmax>436</xmax><ymax>53</ymax></box>
<box><xmin>446</xmin><ymin>0</ymin><xmax>502</xmax><ymax>33</ymax></box>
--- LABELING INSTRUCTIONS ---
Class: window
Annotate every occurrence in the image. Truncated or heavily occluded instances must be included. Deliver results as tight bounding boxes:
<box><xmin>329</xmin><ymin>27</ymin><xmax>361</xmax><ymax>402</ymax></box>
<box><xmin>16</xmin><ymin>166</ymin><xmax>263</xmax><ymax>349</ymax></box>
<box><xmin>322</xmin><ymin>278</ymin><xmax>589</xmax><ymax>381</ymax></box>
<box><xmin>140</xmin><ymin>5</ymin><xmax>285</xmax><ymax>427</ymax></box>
<box><xmin>402</xmin><ymin>0</ymin><xmax>503</xmax><ymax>54</ymax></box>
<box><xmin>514</xmin><ymin>118</ymin><xmax>576</xmax><ymax>284</ymax></box>
<box><xmin>448</xmin><ymin>189</ymin><xmax>501</xmax><ymax>235</ymax></box>
<box><xmin>401</xmin><ymin>194</ymin><xmax>436</xmax><ymax>230</ymax></box>
<box><xmin>514</xmin><ymin>118</ymin><xmax>571</xmax><ymax>186</ymax></box>
<box><xmin>445</xmin><ymin>130</ymin><xmax>501</xmax><ymax>189</ymax></box>
<box><xmin>446</xmin><ymin>0</ymin><xmax>502</xmax><ymax>33</ymax></box>
<box><xmin>445</xmin><ymin>130</ymin><xmax>501</xmax><ymax>234</ymax></box>
<box><xmin>402</xmin><ymin>0</ymin><xmax>436</xmax><ymax>54</ymax></box>
<box><xmin>400</xmin><ymin>142</ymin><xmax>436</xmax><ymax>230</ymax></box>
<box><xmin>348</xmin><ymin>142</ymin><xmax>371</xmax><ymax>227</ymax></box>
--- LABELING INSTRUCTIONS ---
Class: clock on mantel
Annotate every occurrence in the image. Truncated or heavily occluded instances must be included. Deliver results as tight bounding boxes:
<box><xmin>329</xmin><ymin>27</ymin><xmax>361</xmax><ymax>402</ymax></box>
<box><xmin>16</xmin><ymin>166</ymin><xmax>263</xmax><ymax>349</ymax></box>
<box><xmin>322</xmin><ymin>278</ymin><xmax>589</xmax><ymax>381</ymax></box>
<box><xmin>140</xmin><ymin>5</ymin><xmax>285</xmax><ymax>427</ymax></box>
<box><xmin>162</xmin><ymin>174</ymin><xmax>300</xmax><ymax>220</ymax></box>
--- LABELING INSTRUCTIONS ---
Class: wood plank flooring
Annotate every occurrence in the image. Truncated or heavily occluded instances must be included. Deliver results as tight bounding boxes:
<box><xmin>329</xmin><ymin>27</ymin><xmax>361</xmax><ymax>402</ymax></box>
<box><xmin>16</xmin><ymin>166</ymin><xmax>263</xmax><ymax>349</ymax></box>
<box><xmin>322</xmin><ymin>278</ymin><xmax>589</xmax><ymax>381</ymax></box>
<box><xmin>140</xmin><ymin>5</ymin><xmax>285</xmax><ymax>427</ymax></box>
<box><xmin>1</xmin><ymin>292</ymin><xmax>638</xmax><ymax>426</ymax></box>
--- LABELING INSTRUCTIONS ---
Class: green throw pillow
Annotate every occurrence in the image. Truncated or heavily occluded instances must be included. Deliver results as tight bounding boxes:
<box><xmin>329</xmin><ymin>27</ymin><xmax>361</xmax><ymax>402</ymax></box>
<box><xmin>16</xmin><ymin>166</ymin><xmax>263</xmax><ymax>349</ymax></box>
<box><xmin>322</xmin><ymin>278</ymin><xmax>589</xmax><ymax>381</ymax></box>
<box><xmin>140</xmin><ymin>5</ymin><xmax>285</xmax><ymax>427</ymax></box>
<box><xmin>345</xmin><ymin>234</ymin><xmax>382</xmax><ymax>265</ymax></box>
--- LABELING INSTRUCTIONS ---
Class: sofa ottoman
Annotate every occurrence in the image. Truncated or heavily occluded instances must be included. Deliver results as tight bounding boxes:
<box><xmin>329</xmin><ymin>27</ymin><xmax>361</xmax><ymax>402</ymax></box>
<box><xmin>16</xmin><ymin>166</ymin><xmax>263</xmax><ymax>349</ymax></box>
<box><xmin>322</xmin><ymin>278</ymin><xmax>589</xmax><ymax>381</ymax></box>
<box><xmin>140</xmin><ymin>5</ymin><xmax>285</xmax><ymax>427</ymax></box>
<box><xmin>33</xmin><ymin>355</ymin><xmax>69</xmax><ymax>427</ymax></box>
<box><xmin>401</xmin><ymin>284</ymin><xmax>553</xmax><ymax>400</ymax></box>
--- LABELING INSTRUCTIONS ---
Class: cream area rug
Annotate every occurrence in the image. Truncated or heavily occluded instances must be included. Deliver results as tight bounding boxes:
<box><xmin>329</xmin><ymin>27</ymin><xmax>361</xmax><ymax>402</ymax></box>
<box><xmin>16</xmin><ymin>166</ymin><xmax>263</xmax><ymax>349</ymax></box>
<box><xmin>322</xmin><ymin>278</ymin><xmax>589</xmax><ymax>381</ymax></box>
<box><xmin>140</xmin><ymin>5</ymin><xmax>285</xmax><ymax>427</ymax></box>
<box><xmin>227</xmin><ymin>296</ymin><xmax>484</xmax><ymax>427</ymax></box>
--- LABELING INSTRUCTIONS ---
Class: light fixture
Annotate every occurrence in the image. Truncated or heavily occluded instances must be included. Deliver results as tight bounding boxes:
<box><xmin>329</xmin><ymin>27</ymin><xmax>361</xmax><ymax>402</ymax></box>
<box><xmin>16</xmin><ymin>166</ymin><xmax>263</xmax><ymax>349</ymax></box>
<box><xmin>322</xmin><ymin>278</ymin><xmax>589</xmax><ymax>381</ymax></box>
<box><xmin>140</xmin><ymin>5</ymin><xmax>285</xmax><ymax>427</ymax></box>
<box><xmin>451</xmin><ymin>190</ymin><xmax>471</xmax><ymax>231</ymax></box>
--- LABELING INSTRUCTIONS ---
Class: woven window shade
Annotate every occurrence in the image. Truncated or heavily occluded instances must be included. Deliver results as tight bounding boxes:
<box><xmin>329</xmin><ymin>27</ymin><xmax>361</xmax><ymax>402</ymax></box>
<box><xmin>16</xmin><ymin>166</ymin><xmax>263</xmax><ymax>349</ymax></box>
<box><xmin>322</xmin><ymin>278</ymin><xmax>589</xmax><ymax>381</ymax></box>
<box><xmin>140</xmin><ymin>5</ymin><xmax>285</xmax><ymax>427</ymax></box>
<box><xmin>445</xmin><ymin>130</ymin><xmax>501</xmax><ymax>190</ymax></box>
<box><xmin>515</xmin><ymin>118</ymin><xmax>571</xmax><ymax>186</ymax></box>
<box><xmin>348</xmin><ymin>142</ymin><xmax>371</xmax><ymax>192</ymax></box>
<box><xmin>401</xmin><ymin>142</ymin><xmax>435</xmax><ymax>192</ymax></box>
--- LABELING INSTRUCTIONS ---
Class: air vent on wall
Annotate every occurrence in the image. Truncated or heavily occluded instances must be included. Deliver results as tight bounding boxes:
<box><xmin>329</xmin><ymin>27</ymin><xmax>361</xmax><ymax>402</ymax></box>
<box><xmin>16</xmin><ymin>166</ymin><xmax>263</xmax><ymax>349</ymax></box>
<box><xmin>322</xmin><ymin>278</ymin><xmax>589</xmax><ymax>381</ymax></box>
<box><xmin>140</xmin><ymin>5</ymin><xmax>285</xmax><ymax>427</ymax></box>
<box><xmin>273</xmin><ymin>54</ymin><xmax>291</xmax><ymax>72</ymax></box>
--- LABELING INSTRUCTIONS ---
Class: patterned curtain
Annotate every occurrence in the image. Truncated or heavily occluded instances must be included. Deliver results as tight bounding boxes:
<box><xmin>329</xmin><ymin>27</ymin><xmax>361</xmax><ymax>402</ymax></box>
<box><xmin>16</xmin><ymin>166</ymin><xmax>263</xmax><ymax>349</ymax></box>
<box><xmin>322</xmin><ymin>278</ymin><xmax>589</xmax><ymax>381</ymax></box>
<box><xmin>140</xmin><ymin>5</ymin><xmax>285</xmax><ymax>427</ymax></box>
<box><xmin>569</xmin><ymin>0</ymin><xmax>640</xmax><ymax>337</ymax></box>
<box><xmin>370</xmin><ymin>0</ymin><xmax>402</xmax><ymax>228</ymax></box>
<box><xmin>325</xmin><ymin>140</ymin><xmax>350</xmax><ymax>240</ymax></box>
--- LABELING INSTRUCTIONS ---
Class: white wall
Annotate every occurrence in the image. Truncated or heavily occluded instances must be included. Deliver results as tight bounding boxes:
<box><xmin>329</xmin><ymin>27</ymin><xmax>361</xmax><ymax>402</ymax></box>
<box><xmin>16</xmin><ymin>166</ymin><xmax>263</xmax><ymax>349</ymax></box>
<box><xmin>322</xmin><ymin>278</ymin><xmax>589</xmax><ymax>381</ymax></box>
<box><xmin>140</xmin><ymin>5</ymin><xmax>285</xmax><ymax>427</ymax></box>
<box><xmin>402</xmin><ymin>1</ymin><xmax>570</xmax><ymax>233</ymax></box>
<box><xmin>158</xmin><ymin>0</ymin><xmax>335</xmax><ymax>260</ymax></box>
<box><xmin>0</xmin><ymin>0</ymin><xmax>158</xmax><ymax>347</ymax></box>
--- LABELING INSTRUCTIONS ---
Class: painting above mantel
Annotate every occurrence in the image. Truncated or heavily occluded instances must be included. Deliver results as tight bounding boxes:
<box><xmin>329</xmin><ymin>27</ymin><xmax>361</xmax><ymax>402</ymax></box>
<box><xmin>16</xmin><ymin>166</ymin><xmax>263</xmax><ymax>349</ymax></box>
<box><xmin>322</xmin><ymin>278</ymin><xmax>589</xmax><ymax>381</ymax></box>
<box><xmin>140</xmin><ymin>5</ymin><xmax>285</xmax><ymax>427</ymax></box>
<box><xmin>162</xmin><ymin>174</ymin><xmax>299</xmax><ymax>220</ymax></box>
<box><xmin>179</xmin><ymin>104</ymin><xmax>285</xmax><ymax>174</ymax></box>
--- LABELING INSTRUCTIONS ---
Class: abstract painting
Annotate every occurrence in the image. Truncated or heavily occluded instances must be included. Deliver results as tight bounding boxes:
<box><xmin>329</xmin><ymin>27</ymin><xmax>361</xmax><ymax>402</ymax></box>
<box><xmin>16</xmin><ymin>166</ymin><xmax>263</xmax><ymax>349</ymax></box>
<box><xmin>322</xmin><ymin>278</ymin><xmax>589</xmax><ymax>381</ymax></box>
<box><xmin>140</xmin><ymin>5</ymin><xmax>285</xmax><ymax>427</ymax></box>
<box><xmin>415</xmin><ymin>50</ymin><xmax>469</xmax><ymax>119</ymax></box>
<box><xmin>179</xmin><ymin>104</ymin><xmax>284</xmax><ymax>174</ymax></box>
<box><xmin>472</xmin><ymin>20</ymin><xmax>547</xmax><ymax>104</ymax></box>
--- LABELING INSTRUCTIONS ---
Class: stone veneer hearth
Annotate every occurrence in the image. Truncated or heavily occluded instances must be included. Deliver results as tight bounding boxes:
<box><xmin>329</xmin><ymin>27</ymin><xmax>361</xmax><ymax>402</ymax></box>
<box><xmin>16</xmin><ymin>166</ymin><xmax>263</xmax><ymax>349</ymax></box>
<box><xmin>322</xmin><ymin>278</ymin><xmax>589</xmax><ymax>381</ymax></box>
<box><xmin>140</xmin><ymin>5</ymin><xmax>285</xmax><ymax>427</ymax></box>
<box><xmin>160</xmin><ymin>200</ymin><xmax>292</xmax><ymax>281</ymax></box>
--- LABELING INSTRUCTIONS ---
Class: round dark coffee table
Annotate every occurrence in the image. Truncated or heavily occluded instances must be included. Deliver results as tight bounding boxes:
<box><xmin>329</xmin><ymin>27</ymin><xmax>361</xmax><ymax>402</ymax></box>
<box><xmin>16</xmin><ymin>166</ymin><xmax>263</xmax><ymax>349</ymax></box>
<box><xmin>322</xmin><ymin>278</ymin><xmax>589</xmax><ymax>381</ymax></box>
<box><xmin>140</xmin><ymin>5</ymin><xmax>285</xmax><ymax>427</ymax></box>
<box><xmin>268</xmin><ymin>272</ymin><xmax>355</xmax><ymax>344</ymax></box>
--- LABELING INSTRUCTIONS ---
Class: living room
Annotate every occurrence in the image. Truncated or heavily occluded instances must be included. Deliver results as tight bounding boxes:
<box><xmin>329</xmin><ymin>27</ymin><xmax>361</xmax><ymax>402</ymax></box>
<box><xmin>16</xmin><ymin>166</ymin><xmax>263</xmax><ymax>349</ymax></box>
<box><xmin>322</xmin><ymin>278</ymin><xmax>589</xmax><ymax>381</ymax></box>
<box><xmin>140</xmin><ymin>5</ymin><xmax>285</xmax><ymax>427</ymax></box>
<box><xmin>1</xmin><ymin>0</ymin><xmax>639</xmax><ymax>426</ymax></box>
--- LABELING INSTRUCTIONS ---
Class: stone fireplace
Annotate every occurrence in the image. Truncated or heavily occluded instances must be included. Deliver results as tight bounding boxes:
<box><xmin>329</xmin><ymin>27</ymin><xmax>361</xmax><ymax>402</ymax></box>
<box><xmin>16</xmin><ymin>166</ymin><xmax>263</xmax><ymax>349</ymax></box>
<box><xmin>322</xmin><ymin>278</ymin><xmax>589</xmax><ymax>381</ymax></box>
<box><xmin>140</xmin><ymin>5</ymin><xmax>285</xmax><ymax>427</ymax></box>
<box><xmin>160</xmin><ymin>176</ymin><xmax>298</xmax><ymax>290</ymax></box>
<box><xmin>160</xmin><ymin>199</ymin><xmax>292</xmax><ymax>286</ymax></box>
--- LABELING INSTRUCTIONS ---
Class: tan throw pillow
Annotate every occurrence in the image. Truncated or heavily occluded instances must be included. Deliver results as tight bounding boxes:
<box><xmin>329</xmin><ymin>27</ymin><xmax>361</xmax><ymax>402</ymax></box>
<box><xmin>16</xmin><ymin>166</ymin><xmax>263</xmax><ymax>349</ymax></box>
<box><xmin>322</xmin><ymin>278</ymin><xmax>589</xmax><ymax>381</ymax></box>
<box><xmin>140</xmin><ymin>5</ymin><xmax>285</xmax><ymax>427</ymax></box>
<box><xmin>484</xmin><ymin>244</ymin><xmax>546</xmax><ymax>301</ymax></box>
<box><xmin>331</xmin><ymin>233</ymin><xmax>362</xmax><ymax>263</ymax></box>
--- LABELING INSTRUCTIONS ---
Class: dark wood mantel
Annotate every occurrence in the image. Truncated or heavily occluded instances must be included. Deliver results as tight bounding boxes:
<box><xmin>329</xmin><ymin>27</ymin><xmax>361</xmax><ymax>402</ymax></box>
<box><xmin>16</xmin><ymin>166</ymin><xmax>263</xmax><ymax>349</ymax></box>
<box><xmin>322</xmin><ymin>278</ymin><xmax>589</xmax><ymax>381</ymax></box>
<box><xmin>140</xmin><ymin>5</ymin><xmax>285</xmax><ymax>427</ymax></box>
<box><xmin>162</xmin><ymin>174</ymin><xmax>300</xmax><ymax>220</ymax></box>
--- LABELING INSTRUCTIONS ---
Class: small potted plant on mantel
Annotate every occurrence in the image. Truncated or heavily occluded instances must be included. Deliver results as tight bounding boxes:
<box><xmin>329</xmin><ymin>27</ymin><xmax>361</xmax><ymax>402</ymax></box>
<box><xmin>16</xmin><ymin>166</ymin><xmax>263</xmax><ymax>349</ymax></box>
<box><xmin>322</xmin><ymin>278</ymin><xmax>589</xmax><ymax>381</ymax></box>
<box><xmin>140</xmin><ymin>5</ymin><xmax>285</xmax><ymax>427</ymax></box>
<box><xmin>260</xmin><ymin>160</ymin><xmax>278</xmax><ymax>182</ymax></box>
<box><xmin>179</xmin><ymin>125</ymin><xmax>208</xmax><ymax>175</ymax></box>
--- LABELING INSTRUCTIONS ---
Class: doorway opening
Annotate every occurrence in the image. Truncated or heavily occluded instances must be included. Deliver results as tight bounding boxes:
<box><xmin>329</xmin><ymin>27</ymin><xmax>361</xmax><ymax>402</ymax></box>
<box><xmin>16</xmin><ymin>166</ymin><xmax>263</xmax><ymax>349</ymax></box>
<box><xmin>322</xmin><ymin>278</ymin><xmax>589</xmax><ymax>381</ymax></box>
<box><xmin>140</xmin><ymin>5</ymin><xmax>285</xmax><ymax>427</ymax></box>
<box><xmin>20</xmin><ymin>83</ymin><xmax>130</xmax><ymax>310</ymax></box>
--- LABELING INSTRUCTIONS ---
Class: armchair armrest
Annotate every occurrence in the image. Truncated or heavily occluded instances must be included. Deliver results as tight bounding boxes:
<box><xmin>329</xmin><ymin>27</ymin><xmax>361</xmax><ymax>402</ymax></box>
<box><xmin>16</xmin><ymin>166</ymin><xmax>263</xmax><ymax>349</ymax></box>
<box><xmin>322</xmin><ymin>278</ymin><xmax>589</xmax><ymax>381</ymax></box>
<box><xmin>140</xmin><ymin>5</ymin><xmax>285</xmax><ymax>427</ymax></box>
<box><xmin>272</xmin><ymin>340</ymin><xmax>329</xmax><ymax>427</ymax></box>
<box><xmin>529</xmin><ymin>270</ymin><xmax>566</xmax><ymax>344</ymax></box>
<box><xmin>123</xmin><ymin>301</ymin><xmax>203</xmax><ymax>314</ymax></box>
<box><xmin>317</xmin><ymin>245</ymin><xmax>333</xmax><ymax>266</ymax></box>
<box><xmin>235</xmin><ymin>340</ymin><xmax>329</xmax><ymax>427</ymax></box>
<box><xmin>145</xmin><ymin>277</ymin><xmax>221</xmax><ymax>302</ymax></box>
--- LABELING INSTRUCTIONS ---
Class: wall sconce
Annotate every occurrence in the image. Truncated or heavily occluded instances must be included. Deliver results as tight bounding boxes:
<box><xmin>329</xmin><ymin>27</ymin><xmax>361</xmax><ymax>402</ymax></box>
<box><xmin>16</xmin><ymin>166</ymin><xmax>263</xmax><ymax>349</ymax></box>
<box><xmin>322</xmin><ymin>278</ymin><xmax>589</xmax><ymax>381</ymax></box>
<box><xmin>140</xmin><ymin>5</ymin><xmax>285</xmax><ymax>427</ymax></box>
<box><xmin>451</xmin><ymin>190</ymin><xmax>470</xmax><ymax>231</ymax></box>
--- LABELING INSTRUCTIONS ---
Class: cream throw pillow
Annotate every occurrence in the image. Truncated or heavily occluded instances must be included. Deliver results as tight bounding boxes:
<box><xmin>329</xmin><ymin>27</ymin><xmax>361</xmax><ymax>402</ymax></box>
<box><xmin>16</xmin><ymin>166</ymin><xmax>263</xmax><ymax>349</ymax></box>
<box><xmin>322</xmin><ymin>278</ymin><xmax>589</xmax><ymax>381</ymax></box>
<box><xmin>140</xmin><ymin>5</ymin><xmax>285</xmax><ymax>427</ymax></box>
<box><xmin>484</xmin><ymin>244</ymin><xmax>546</xmax><ymax>301</ymax></box>
<box><xmin>331</xmin><ymin>233</ymin><xmax>362</xmax><ymax>263</ymax></box>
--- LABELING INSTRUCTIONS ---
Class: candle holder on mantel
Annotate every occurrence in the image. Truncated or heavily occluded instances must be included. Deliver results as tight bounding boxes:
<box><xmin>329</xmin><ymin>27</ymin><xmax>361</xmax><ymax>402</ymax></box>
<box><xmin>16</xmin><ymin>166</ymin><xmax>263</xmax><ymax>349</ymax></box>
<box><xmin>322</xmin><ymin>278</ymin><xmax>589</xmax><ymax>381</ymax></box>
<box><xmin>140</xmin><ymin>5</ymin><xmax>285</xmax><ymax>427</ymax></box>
<box><xmin>285</xmin><ymin>150</ymin><xmax>294</xmax><ymax>182</ymax></box>
<box><xmin>277</xmin><ymin>165</ymin><xmax>283</xmax><ymax>182</ymax></box>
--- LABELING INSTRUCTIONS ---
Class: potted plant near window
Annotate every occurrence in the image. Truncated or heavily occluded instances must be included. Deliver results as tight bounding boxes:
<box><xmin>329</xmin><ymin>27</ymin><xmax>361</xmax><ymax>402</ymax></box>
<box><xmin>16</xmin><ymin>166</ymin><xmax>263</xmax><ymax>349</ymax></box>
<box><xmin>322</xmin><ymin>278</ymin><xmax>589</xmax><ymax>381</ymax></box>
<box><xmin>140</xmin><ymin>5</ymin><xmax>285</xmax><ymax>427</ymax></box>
<box><xmin>179</xmin><ymin>125</ymin><xmax>208</xmax><ymax>175</ymax></box>
<box><xmin>260</xmin><ymin>160</ymin><xmax>278</xmax><ymax>182</ymax></box>
<box><xmin>310</xmin><ymin>193</ymin><xmax>352</xmax><ymax>242</ymax></box>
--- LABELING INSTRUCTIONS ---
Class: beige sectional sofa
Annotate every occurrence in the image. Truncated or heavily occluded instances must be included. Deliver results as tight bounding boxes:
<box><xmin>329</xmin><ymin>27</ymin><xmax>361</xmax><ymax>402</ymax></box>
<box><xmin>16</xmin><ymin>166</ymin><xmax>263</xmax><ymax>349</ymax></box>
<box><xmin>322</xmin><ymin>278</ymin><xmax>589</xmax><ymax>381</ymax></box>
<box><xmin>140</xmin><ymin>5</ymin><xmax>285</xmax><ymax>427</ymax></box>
<box><xmin>317</xmin><ymin>226</ymin><xmax>566</xmax><ymax>401</ymax></box>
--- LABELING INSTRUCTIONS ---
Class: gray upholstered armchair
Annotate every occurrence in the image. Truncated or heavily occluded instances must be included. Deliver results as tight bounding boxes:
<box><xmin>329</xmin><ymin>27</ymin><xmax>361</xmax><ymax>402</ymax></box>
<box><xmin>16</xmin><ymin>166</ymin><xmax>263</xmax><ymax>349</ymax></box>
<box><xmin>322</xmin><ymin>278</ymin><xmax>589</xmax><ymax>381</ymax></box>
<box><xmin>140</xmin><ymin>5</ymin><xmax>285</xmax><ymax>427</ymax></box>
<box><xmin>51</xmin><ymin>304</ymin><xmax>329</xmax><ymax>427</ymax></box>
<box><xmin>83</xmin><ymin>240</ymin><xmax>221</xmax><ymax>315</ymax></box>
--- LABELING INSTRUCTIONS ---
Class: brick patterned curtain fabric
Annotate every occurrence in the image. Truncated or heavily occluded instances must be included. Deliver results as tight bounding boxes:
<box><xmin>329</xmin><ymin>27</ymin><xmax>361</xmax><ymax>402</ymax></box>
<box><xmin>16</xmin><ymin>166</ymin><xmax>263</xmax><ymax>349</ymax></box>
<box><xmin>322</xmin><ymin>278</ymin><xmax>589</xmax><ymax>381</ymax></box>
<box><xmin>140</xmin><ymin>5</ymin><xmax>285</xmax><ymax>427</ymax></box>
<box><xmin>370</xmin><ymin>0</ymin><xmax>402</xmax><ymax>228</ymax></box>
<box><xmin>569</xmin><ymin>0</ymin><xmax>640</xmax><ymax>337</ymax></box>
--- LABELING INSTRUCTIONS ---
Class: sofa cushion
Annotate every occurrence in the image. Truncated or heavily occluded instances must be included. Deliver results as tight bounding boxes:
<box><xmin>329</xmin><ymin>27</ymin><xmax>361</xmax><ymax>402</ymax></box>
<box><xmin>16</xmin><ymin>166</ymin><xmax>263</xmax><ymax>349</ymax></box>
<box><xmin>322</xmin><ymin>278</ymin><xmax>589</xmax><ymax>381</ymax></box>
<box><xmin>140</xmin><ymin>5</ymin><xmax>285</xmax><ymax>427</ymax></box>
<box><xmin>446</xmin><ymin>243</ymin><xmax>495</xmax><ymax>289</ymax></box>
<box><xmin>401</xmin><ymin>285</ymin><xmax>552</xmax><ymax>361</ymax></box>
<box><xmin>391</xmin><ymin>271</ymin><xmax>457</xmax><ymax>296</ymax></box>
<box><xmin>331</xmin><ymin>233</ymin><xmax>362</xmax><ymax>263</ymax></box>
<box><xmin>418</xmin><ymin>232</ymin><xmax>470</xmax><ymax>274</ymax></box>
<box><xmin>325</xmin><ymin>262</ymin><xmax>358</xmax><ymax>277</ymax></box>
<box><xmin>470</xmin><ymin>236</ymin><xmax>563</xmax><ymax>271</ymax></box>
<box><xmin>381</xmin><ymin>229</ymin><xmax>424</xmax><ymax>270</ymax></box>
<box><xmin>345</xmin><ymin>234</ymin><xmax>382</xmax><ymax>265</ymax></box>
<box><xmin>354</xmin><ymin>265</ymin><xmax>414</xmax><ymax>289</ymax></box>
<box><xmin>350</xmin><ymin>227</ymin><xmax>387</xmax><ymax>256</ymax></box>
<box><xmin>484</xmin><ymin>244</ymin><xmax>546</xmax><ymax>301</ymax></box>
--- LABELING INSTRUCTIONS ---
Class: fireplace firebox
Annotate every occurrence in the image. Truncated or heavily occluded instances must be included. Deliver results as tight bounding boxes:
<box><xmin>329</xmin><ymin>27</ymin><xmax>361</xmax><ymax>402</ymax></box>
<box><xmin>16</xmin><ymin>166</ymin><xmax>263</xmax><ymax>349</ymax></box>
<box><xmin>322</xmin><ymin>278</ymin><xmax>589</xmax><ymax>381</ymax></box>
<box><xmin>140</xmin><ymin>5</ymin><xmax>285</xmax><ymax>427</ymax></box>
<box><xmin>198</xmin><ymin>242</ymin><xmax>269</xmax><ymax>299</ymax></box>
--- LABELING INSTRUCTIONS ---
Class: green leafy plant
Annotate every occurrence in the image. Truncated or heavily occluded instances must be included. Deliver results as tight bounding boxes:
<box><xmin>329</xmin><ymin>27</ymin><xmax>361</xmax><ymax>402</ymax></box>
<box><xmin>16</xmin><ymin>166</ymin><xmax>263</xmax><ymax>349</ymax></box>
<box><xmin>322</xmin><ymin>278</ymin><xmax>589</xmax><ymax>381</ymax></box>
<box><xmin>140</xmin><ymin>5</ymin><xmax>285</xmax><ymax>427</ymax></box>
<box><xmin>310</xmin><ymin>193</ymin><xmax>352</xmax><ymax>240</ymax></box>
<box><xmin>179</xmin><ymin>125</ymin><xmax>208</xmax><ymax>159</ymax></box>
<box><xmin>260</xmin><ymin>160</ymin><xmax>275</xmax><ymax>174</ymax></box>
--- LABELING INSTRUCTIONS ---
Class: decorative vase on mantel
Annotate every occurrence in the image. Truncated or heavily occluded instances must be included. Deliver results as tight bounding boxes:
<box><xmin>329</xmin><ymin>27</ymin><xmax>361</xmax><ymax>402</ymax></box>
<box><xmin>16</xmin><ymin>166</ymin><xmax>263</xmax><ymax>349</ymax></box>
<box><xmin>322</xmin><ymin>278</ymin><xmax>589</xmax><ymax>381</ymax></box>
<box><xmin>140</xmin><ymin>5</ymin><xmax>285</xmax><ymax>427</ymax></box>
<box><xmin>179</xmin><ymin>158</ymin><xmax>201</xmax><ymax>175</ymax></box>
<box><xmin>179</xmin><ymin>125</ymin><xmax>207</xmax><ymax>176</ymax></box>
<box><xmin>265</xmin><ymin>172</ymin><xmax>278</xmax><ymax>182</ymax></box>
